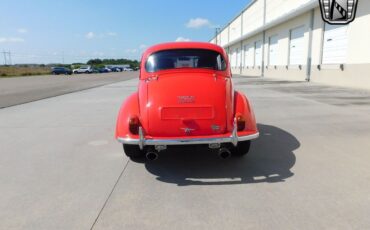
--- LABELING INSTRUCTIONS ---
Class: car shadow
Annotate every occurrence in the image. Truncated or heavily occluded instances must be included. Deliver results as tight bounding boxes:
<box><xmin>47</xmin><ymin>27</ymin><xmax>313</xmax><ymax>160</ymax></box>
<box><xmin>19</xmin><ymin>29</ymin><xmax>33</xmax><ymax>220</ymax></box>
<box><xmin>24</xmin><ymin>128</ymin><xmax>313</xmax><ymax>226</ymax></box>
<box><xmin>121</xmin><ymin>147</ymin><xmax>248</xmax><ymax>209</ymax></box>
<box><xmin>140</xmin><ymin>124</ymin><xmax>299</xmax><ymax>186</ymax></box>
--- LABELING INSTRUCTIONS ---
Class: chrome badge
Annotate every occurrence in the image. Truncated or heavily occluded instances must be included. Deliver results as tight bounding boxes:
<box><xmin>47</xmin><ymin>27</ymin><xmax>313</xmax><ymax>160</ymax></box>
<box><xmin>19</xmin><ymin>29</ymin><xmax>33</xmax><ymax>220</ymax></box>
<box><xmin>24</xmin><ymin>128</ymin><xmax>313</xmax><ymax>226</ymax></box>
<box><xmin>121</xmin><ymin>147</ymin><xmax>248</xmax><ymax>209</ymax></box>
<box><xmin>178</xmin><ymin>96</ymin><xmax>195</xmax><ymax>104</ymax></box>
<box><xmin>211</xmin><ymin>125</ymin><xmax>221</xmax><ymax>132</ymax></box>
<box><xmin>319</xmin><ymin>0</ymin><xmax>358</xmax><ymax>25</ymax></box>
<box><xmin>180</xmin><ymin>127</ymin><xmax>195</xmax><ymax>134</ymax></box>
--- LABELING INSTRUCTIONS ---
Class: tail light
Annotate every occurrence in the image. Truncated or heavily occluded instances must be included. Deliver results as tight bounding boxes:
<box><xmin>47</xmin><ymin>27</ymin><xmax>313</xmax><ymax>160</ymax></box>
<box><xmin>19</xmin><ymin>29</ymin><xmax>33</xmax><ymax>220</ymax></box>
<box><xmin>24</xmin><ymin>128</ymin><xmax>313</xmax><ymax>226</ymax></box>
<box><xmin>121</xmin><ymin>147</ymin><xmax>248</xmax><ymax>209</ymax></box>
<box><xmin>236</xmin><ymin>114</ymin><xmax>246</xmax><ymax>131</ymax></box>
<box><xmin>129</xmin><ymin>116</ymin><xmax>141</xmax><ymax>135</ymax></box>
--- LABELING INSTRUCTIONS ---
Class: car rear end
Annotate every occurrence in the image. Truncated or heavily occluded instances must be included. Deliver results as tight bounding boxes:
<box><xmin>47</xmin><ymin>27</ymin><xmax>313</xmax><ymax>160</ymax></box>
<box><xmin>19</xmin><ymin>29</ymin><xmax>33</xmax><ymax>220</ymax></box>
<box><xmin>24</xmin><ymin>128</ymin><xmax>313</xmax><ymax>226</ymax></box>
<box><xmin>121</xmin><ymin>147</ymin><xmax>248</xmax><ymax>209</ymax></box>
<box><xmin>116</xmin><ymin>42</ymin><xmax>259</xmax><ymax>160</ymax></box>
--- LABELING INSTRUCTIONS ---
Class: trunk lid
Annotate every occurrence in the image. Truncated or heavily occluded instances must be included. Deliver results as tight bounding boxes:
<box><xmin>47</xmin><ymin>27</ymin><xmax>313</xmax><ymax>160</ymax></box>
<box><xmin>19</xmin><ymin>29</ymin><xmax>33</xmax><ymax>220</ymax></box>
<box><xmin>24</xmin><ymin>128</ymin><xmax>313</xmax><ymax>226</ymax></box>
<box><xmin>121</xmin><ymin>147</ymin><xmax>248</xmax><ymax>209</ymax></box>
<box><xmin>146</xmin><ymin>72</ymin><xmax>229</xmax><ymax>137</ymax></box>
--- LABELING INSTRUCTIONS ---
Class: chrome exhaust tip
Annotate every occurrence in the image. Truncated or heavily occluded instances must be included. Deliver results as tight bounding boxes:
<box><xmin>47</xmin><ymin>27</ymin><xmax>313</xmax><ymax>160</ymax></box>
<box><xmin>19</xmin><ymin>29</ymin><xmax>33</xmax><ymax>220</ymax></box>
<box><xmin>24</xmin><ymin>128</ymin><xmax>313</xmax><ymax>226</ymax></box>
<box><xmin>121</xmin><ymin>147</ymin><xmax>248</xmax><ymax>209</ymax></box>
<box><xmin>146</xmin><ymin>151</ymin><xmax>159</xmax><ymax>161</ymax></box>
<box><xmin>218</xmin><ymin>148</ymin><xmax>231</xmax><ymax>159</ymax></box>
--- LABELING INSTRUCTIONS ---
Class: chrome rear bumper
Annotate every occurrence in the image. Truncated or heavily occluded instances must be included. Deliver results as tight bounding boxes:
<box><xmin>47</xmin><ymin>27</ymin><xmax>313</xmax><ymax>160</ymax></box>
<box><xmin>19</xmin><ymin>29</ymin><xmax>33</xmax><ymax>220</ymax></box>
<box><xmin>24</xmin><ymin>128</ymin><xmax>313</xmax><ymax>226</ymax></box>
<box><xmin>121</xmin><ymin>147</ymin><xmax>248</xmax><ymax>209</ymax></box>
<box><xmin>117</xmin><ymin>122</ymin><xmax>259</xmax><ymax>150</ymax></box>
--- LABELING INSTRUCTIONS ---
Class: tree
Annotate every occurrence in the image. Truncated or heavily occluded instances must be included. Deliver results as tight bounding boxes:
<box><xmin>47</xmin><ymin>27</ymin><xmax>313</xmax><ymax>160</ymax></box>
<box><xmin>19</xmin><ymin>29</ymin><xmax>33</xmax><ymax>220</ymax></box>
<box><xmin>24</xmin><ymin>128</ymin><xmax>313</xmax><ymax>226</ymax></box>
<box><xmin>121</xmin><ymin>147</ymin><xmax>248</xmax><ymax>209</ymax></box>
<box><xmin>87</xmin><ymin>59</ymin><xmax>103</xmax><ymax>65</ymax></box>
<box><xmin>86</xmin><ymin>58</ymin><xmax>140</xmax><ymax>68</ymax></box>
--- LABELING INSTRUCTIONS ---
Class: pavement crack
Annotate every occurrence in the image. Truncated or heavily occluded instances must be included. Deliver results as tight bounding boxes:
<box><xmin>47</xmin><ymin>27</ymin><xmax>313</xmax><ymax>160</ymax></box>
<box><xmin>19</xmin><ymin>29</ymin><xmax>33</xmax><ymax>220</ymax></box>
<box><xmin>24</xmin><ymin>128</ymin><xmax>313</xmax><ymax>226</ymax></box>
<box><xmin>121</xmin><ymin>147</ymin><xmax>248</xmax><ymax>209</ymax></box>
<box><xmin>90</xmin><ymin>159</ymin><xmax>130</xmax><ymax>230</ymax></box>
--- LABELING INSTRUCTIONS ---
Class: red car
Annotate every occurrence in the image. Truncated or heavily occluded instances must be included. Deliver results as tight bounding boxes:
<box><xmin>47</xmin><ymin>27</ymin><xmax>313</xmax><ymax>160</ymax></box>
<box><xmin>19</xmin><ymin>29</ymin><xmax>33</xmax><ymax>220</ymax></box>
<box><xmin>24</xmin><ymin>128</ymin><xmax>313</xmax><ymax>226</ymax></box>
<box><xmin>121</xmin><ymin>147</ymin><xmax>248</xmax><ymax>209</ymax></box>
<box><xmin>115</xmin><ymin>42</ymin><xmax>259</xmax><ymax>160</ymax></box>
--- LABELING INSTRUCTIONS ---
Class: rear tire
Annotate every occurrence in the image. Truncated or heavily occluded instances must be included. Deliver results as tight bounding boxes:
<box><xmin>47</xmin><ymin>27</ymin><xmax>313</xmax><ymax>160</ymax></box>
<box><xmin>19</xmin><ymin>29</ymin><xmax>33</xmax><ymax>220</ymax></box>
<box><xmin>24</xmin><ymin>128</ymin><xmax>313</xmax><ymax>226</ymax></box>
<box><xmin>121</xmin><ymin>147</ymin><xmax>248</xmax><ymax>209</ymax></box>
<box><xmin>231</xmin><ymin>141</ymin><xmax>251</xmax><ymax>157</ymax></box>
<box><xmin>123</xmin><ymin>144</ymin><xmax>145</xmax><ymax>159</ymax></box>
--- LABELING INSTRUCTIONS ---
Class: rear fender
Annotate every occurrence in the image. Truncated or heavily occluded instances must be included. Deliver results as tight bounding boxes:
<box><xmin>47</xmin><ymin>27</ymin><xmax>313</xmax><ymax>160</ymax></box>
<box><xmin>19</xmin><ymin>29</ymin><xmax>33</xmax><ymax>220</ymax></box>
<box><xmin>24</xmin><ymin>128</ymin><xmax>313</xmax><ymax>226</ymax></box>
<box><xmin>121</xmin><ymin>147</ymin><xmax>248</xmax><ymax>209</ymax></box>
<box><xmin>115</xmin><ymin>93</ymin><xmax>140</xmax><ymax>139</ymax></box>
<box><xmin>234</xmin><ymin>91</ymin><xmax>258</xmax><ymax>132</ymax></box>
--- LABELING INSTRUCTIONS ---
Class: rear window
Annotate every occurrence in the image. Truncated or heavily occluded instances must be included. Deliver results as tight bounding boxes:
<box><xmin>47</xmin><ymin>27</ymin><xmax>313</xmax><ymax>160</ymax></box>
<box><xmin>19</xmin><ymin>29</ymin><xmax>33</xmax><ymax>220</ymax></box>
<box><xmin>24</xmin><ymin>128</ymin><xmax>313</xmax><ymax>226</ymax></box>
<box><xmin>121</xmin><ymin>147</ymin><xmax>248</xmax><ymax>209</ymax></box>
<box><xmin>145</xmin><ymin>49</ymin><xmax>227</xmax><ymax>72</ymax></box>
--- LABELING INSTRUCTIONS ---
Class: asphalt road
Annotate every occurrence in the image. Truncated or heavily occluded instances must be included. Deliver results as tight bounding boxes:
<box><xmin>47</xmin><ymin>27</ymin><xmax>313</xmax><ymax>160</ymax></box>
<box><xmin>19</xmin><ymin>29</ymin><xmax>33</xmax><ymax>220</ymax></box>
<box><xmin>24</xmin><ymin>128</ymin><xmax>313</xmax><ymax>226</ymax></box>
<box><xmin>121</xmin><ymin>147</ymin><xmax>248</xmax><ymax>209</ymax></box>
<box><xmin>0</xmin><ymin>72</ymin><xmax>137</xmax><ymax>108</ymax></box>
<box><xmin>1</xmin><ymin>75</ymin><xmax>370</xmax><ymax>229</ymax></box>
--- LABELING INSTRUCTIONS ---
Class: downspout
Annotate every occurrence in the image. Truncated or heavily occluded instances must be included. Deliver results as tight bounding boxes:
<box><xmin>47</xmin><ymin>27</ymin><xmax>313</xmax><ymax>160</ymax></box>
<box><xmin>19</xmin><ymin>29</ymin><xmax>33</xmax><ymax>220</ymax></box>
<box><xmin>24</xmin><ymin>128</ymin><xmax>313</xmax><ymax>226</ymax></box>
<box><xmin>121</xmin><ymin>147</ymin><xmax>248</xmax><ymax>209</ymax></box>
<box><xmin>219</xmin><ymin>29</ymin><xmax>222</xmax><ymax>46</ymax></box>
<box><xmin>306</xmin><ymin>9</ymin><xmax>315</xmax><ymax>82</ymax></box>
<box><xmin>261</xmin><ymin>0</ymin><xmax>267</xmax><ymax>77</ymax></box>
<box><xmin>240</xmin><ymin>11</ymin><xmax>244</xmax><ymax>75</ymax></box>
<box><xmin>227</xmin><ymin>25</ymin><xmax>230</xmax><ymax>68</ymax></box>
<box><xmin>215</xmin><ymin>29</ymin><xmax>218</xmax><ymax>45</ymax></box>
<box><xmin>228</xmin><ymin>24</ymin><xmax>230</xmax><ymax>44</ymax></box>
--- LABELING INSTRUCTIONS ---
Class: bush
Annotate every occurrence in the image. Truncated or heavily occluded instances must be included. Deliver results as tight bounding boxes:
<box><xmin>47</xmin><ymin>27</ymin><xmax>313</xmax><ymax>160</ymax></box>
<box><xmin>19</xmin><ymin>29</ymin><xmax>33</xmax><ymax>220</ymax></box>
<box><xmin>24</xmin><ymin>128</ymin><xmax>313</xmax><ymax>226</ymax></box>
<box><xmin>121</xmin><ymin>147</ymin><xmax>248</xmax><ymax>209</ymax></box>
<box><xmin>0</xmin><ymin>66</ymin><xmax>50</xmax><ymax>77</ymax></box>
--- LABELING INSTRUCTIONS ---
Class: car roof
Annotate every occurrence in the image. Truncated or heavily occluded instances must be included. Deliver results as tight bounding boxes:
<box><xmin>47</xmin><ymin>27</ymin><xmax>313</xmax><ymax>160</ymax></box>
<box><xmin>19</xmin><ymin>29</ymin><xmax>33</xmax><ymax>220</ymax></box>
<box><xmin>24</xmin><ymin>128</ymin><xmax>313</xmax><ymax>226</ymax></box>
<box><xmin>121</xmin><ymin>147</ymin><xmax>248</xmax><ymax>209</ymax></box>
<box><xmin>140</xmin><ymin>42</ymin><xmax>230</xmax><ymax>77</ymax></box>
<box><xmin>144</xmin><ymin>42</ymin><xmax>225</xmax><ymax>56</ymax></box>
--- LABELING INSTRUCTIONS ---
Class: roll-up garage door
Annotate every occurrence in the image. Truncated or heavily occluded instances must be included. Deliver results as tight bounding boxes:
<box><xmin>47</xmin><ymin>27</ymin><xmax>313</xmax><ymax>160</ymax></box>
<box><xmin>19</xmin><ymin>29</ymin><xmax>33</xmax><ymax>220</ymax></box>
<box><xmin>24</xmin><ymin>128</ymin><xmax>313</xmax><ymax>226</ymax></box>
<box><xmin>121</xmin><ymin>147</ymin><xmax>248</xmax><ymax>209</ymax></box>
<box><xmin>268</xmin><ymin>35</ymin><xmax>279</xmax><ymax>66</ymax></box>
<box><xmin>236</xmin><ymin>48</ymin><xmax>241</xmax><ymax>68</ymax></box>
<box><xmin>230</xmin><ymin>50</ymin><xmax>236</xmax><ymax>68</ymax></box>
<box><xmin>289</xmin><ymin>26</ymin><xmax>305</xmax><ymax>65</ymax></box>
<box><xmin>244</xmin><ymin>43</ymin><xmax>254</xmax><ymax>67</ymax></box>
<box><xmin>322</xmin><ymin>24</ymin><xmax>348</xmax><ymax>64</ymax></box>
<box><xmin>255</xmin><ymin>41</ymin><xmax>262</xmax><ymax>67</ymax></box>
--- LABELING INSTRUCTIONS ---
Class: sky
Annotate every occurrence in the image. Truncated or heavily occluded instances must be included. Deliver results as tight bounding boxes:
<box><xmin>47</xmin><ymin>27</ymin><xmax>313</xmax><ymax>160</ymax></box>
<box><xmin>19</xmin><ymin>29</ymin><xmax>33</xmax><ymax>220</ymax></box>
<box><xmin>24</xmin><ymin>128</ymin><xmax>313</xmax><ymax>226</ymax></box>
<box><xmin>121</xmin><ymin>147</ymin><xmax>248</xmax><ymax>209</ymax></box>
<box><xmin>0</xmin><ymin>0</ymin><xmax>251</xmax><ymax>64</ymax></box>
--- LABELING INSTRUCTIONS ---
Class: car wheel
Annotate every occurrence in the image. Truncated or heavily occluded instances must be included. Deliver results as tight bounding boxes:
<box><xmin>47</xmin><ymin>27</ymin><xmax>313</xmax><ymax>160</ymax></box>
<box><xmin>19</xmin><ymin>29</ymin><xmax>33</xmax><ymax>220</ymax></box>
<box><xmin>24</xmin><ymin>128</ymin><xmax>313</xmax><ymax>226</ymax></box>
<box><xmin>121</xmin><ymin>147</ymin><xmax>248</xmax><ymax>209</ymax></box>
<box><xmin>231</xmin><ymin>140</ymin><xmax>251</xmax><ymax>157</ymax></box>
<box><xmin>123</xmin><ymin>144</ymin><xmax>145</xmax><ymax>159</ymax></box>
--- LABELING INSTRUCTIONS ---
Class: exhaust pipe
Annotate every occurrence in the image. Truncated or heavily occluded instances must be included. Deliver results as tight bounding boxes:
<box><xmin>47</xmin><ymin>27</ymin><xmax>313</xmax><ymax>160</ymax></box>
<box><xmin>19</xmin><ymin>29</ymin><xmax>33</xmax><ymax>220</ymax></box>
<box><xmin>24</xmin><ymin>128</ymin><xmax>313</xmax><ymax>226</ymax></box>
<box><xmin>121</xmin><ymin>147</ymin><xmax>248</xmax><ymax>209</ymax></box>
<box><xmin>146</xmin><ymin>151</ymin><xmax>159</xmax><ymax>161</ymax></box>
<box><xmin>218</xmin><ymin>148</ymin><xmax>231</xmax><ymax>159</ymax></box>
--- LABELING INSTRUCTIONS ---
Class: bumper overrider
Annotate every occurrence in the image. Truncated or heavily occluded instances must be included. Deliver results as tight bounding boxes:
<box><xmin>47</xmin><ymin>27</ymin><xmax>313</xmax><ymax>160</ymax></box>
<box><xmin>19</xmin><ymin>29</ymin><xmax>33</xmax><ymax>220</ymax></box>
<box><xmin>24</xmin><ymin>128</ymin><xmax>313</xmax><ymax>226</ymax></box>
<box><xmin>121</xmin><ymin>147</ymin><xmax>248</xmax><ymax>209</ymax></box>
<box><xmin>117</xmin><ymin>120</ymin><xmax>259</xmax><ymax>150</ymax></box>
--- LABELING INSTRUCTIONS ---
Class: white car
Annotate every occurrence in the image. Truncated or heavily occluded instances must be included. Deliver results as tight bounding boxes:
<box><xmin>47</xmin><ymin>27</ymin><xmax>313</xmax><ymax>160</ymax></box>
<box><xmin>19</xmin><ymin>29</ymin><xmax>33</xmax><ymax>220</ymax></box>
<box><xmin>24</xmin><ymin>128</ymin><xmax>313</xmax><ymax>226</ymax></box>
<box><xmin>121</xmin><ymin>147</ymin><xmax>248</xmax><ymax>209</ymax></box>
<box><xmin>123</xmin><ymin>67</ymin><xmax>133</xmax><ymax>71</ymax></box>
<box><xmin>73</xmin><ymin>66</ymin><xmax>93</xmax><ymax>74</ymax></box>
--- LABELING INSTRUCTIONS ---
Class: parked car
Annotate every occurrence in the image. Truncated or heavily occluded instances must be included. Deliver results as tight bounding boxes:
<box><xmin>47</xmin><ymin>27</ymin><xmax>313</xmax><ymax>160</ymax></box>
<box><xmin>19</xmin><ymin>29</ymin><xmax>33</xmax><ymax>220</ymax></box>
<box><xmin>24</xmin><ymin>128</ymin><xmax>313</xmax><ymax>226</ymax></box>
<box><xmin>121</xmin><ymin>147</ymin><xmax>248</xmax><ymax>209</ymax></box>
<box><xmin>51</xmin><ymin>67</ymin><xmax>72</xmax><ymax>75</ymax></box>
<box><xmin>123</xmin><ymin>67</ymin><xmax>133</xmax><ymax>71</ymax></box>
<box><xmin>72</xmin><ymin>66</ymin><xmax>93</xmax><ymax>74</ymax></box>
<box><xmin>97</xmin><ymin>68</ymin><xmax>110</xmax><ymax>73</ymax></box>
<box><xmin>111</xmin><ymin>67</ymin><xmax>122</xmax><ymax>72</ymax></box>
<box><xmin>115</xmin><ymin>42</ymin><xmax>259</xmax><ymax>160</ymax></box>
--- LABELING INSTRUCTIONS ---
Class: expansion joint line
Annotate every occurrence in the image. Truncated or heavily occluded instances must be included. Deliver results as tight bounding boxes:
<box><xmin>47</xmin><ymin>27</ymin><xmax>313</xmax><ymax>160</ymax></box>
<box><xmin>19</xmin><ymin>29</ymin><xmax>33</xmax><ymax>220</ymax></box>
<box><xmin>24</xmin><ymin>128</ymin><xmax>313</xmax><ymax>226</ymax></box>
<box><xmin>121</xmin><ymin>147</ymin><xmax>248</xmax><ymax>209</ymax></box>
<box><xmin>90</xmin><ymin>159</ymin><xmax>130</xmax><ymax>230</ymax></box>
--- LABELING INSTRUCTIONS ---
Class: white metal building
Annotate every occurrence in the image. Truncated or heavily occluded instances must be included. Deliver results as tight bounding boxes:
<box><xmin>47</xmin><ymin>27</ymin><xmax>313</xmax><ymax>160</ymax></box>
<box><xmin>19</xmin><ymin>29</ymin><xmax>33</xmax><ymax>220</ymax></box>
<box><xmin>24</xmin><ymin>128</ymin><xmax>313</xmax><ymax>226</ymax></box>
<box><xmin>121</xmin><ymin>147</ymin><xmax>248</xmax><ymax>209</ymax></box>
<box><xmin>210</xmin><ymin>0</ymin><xmax>370</xmax><ymax>90</ymax></box>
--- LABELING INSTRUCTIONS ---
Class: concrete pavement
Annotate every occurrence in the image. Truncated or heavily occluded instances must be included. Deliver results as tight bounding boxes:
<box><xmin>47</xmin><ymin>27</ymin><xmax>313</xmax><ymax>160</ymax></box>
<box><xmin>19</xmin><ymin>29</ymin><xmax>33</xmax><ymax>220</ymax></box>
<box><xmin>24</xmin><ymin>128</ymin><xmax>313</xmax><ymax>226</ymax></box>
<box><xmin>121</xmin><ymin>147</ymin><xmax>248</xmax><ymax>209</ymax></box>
<box><xmin>1</xmin><ymin>75</ymin><xmax>370</xmax><ymax>229</ymax></box>
<box><xmin>0</xmin><ymin>72</ymin><xmax>137</xmax><ymax>108</ymax></box>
